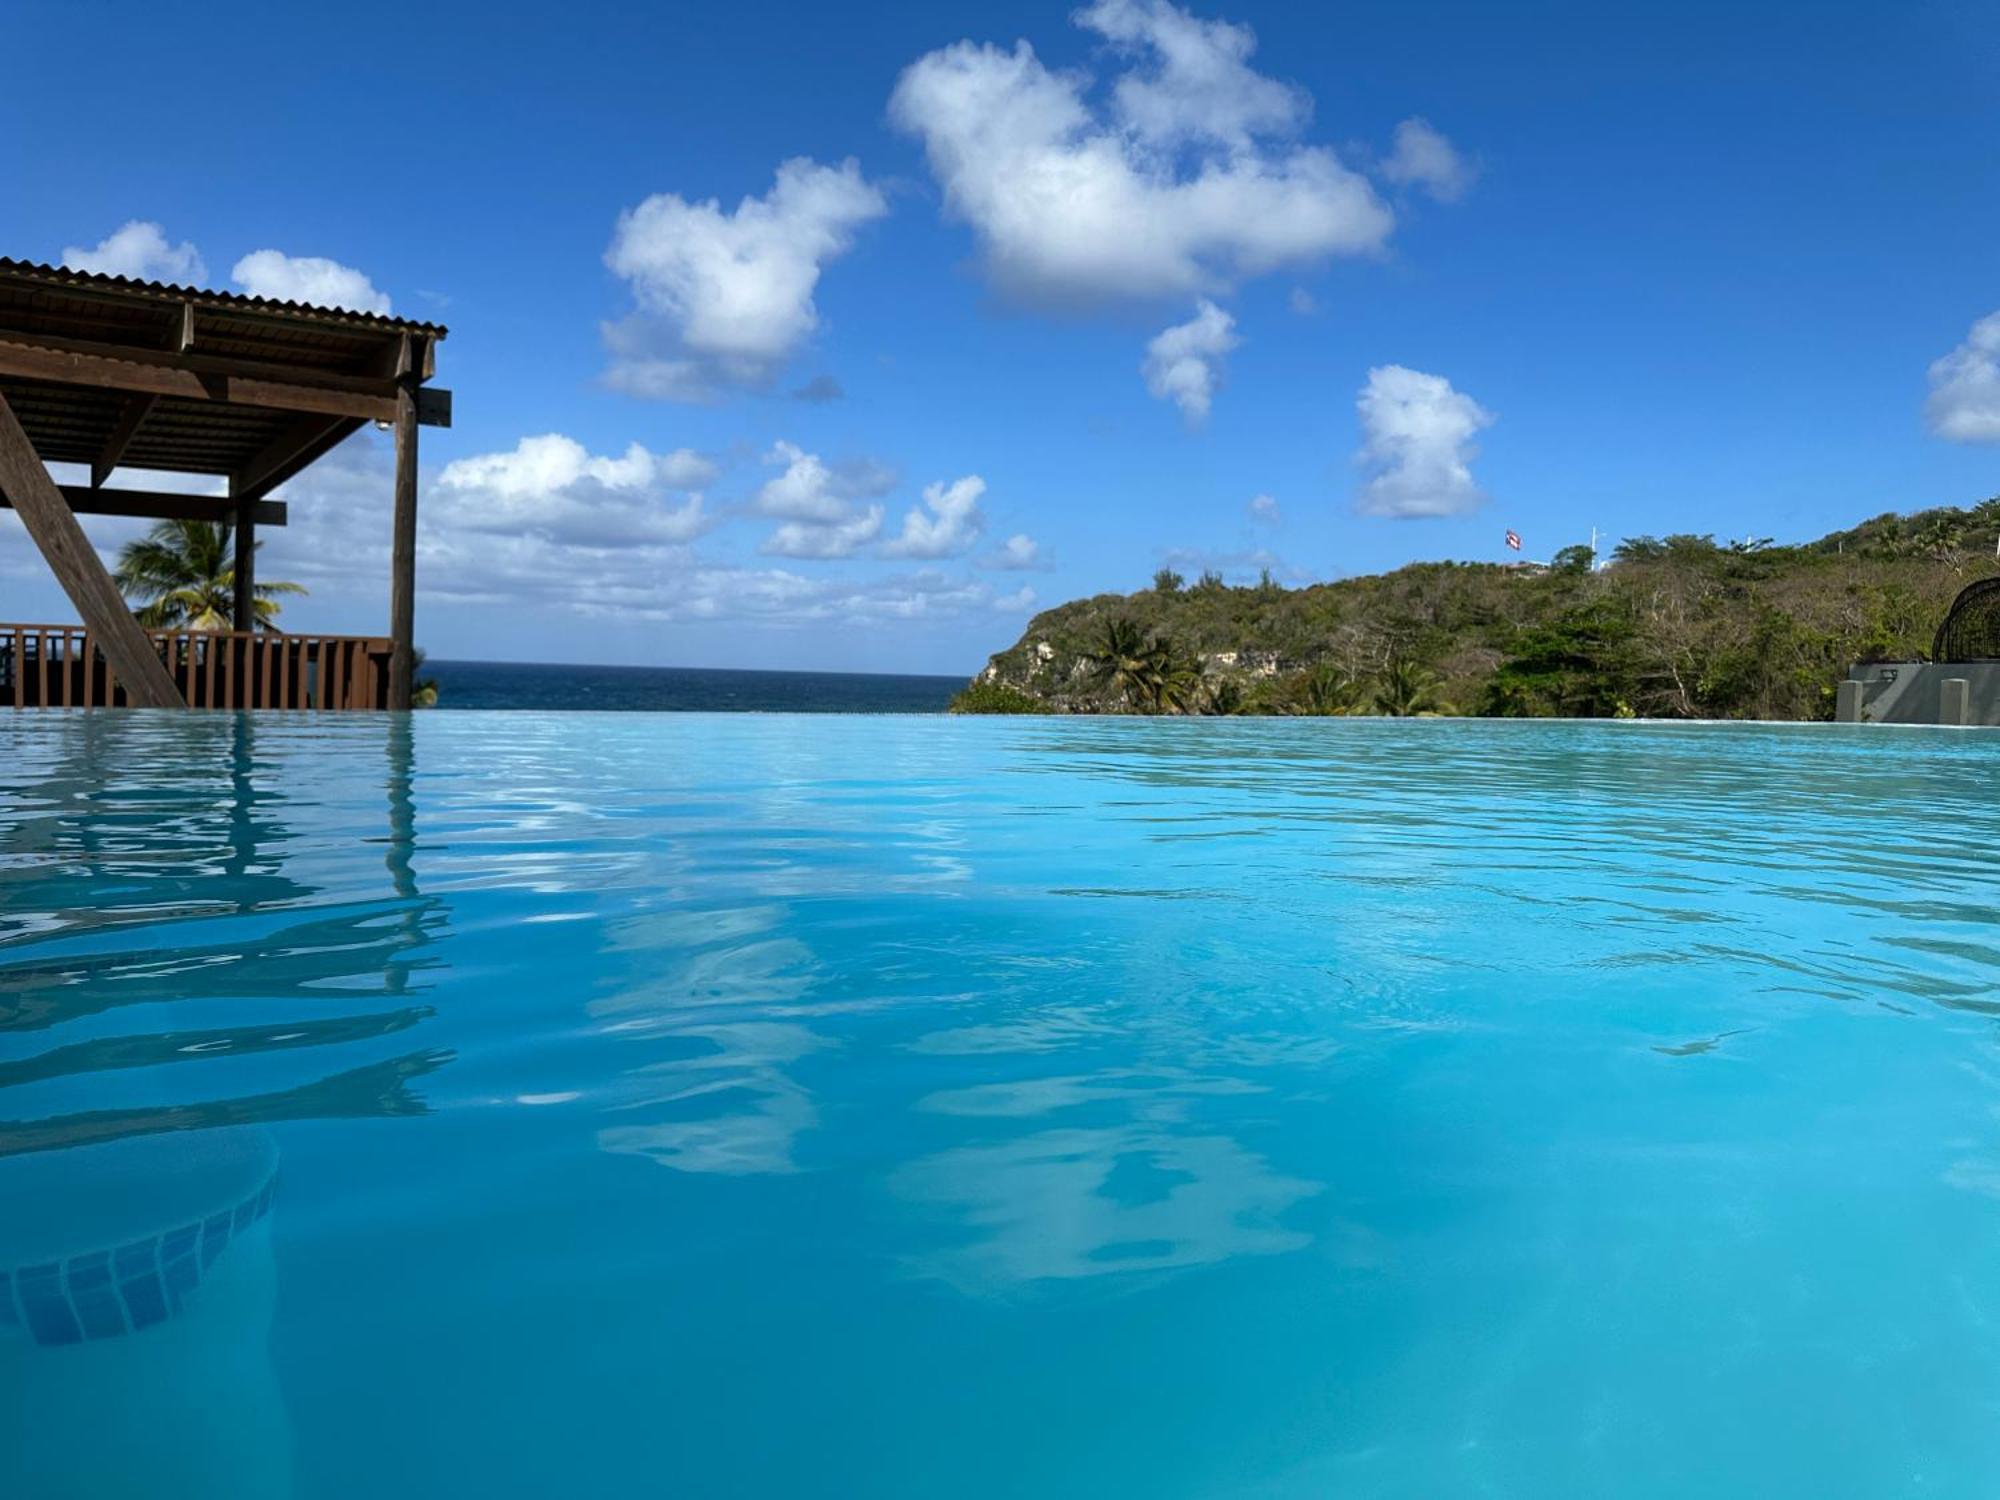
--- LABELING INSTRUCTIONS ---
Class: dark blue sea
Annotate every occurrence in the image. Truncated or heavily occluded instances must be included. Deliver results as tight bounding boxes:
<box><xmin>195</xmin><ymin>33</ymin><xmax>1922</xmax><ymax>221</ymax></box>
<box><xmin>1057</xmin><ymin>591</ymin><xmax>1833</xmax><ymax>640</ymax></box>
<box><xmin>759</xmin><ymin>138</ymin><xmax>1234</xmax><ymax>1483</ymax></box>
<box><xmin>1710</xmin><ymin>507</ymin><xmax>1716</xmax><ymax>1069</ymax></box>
<box><xmin>426</xmin><ymin>659</ymin><xmax>965</xmax><ymax>712</ymax></box>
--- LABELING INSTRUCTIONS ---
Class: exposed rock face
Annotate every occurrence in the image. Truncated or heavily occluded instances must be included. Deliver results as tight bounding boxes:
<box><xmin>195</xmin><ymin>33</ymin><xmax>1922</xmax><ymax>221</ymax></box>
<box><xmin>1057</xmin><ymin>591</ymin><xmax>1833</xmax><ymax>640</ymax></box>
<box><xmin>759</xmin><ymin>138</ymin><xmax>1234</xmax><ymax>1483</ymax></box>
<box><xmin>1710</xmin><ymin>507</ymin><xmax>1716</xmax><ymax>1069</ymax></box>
<box><xmin>966</xmin><ymin>587</ymin><xmax>1344</xmax><ymax>713</ymax></box>
<box><xmin>1208</xmin><ymin>651</ymin><xmax>1282</xmax><ymax>678</ymax></box>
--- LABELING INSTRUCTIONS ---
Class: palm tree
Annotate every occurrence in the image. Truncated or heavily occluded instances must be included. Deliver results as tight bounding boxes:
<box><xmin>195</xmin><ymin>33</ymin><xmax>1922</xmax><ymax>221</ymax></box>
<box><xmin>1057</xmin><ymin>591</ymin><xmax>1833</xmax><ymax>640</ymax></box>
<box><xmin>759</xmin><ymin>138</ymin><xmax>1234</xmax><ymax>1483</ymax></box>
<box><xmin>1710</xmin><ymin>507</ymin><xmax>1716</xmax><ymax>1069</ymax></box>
<box><xmin>1294</xmin><ymin>663</ymin><xmax>1363</xmax><ymax>716</ymax></box>
<box><xmin>113</xmin><ymin>520</ymin><xmax>304</xmax><ymax>631</ymax></box>
<box><xmin>1374</xmin><ymin>657</ymin><xmax>1449</xmax><ymax>717</ymax></box>
<box><xmin>1153</xmin><ymin>646</ymin><xmax>1206</xmax><ymax>715</ymax></box>
<box><xmin>409</xmin><ymin>647</ymin><xmax>440</xmax><ymax>709</ymax></box>
<box><xmin>1082</xmin><ymin>617</ymin><xmax>1170</xmax><ymax>712</ymax></box>
<box><xmin>1204</xmin><ymin>679</ymin><xmax>1245</xmax><ymax>716</ymax></box>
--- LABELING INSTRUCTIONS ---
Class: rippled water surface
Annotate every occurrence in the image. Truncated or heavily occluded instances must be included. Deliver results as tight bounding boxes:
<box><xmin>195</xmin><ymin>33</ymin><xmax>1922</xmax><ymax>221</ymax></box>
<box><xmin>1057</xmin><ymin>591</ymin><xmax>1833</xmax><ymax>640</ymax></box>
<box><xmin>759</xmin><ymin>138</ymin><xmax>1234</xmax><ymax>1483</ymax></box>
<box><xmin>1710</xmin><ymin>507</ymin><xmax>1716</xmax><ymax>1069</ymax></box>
<box><xmin>6</xmin><ymin>712</ymin><xmax>2000</xmax><ymax>1498</ymax></box>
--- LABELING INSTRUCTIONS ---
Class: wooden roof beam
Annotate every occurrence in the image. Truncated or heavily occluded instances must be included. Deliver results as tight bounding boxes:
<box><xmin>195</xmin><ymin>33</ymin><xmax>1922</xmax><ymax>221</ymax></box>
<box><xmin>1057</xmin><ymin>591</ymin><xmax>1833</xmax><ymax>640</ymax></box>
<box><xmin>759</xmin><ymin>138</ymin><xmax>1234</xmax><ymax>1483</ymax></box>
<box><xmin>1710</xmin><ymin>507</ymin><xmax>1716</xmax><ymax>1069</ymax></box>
<box><xmin>1</xmin><ymin>488</ymin><xmax>287</xmax><ymax>525</ymax></box>
<box><xmin>368</xmin><ymin>332</ymin><xmax>437</xmax><ymax>382</ymax></box>
<box><xmin>90</xmin><ymin>394</ymin><xmax>158</xmax><ymax>488</ymax></box>
<box><xmin>231</xmin><ymin>414</ymin><xmax>364</xmax><ymax>501</ymax></box>
<box><xmin>0</xmin><ymin>336</ymin><xmax>398</xmax><ymax>423</ymax></box>
<box><xmin>4</xmin><ymin>327</ymin><xmax>402</xmax><ymax>394</ymax></box>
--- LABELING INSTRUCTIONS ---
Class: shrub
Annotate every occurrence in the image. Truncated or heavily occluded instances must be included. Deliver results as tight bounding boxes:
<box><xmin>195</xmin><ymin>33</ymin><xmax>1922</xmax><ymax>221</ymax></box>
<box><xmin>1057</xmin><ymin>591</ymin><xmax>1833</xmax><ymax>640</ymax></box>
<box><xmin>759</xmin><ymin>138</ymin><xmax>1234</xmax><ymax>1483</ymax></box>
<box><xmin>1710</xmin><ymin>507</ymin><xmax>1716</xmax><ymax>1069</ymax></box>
<box><xmin>949</xmin><ymin>681</ymin><xmax>1048</xmax><ymax>714</ymax></box>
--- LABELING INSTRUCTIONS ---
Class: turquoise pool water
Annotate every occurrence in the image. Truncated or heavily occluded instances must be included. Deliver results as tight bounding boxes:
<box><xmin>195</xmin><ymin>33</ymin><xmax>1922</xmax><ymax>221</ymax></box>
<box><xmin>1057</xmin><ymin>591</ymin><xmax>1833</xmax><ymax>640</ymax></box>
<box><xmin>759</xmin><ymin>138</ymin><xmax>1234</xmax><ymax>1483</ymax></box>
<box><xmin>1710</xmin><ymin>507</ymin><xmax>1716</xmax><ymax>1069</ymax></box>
<box><xmin>5</xmin><ymin>712</ymin><xmax>2000</xmax><ymax>1498</ymax></box>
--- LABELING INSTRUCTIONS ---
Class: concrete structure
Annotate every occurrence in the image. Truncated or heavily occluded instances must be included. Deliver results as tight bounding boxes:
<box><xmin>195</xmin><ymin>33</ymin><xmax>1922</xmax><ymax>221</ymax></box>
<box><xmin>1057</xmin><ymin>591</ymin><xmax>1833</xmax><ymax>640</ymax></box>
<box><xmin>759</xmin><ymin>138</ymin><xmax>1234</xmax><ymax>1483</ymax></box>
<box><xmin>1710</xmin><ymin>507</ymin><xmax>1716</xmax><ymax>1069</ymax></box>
<box><xmin>1837</xmin><ymin>662</ymin><xmax>2000</xmax><ymax>726</ymax></box>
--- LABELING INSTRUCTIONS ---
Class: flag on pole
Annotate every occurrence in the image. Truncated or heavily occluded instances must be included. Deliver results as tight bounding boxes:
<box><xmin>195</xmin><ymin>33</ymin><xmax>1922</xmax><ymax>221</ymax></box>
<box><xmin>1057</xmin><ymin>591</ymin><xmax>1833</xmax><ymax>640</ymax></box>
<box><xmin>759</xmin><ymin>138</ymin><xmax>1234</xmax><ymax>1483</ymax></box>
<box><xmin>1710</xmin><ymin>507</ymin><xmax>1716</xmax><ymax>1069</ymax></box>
<box><xmin>1504</xmin><ymin>529</ymin><xmax>1522</xmax><ymax>551</ymax></box>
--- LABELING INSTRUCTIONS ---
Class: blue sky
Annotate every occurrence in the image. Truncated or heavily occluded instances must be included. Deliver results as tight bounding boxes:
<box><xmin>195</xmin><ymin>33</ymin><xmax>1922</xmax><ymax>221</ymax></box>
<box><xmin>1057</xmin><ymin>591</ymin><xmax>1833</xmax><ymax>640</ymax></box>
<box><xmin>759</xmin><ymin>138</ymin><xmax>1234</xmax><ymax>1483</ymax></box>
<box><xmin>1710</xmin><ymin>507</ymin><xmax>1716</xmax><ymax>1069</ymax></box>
<box><xmin>5</xmin><ymin>0</ymin><xmax>1998</xmax><ymax>674</ymax></box>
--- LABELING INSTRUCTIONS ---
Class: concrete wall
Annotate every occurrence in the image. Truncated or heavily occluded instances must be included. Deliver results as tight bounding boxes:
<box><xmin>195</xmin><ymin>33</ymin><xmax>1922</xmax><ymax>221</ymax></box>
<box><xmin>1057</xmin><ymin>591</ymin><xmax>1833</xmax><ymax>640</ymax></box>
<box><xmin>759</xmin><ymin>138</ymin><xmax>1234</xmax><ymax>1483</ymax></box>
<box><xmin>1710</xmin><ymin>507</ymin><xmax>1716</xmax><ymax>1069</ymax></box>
<box><xmin>1838</xmin><ymin>662</ymin><xmax>2000</xmax><ymax>726</ymax></box>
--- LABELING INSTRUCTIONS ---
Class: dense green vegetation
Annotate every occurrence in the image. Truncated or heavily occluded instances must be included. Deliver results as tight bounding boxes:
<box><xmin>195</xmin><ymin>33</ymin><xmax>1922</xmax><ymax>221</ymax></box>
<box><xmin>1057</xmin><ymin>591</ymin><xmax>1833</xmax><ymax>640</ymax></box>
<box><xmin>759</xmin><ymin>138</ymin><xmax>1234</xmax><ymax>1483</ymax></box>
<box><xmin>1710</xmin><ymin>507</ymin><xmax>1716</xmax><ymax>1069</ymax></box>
<box><xmin>947</xmin><ymin>679</ymin><xmax>1045</xmax><ymax>714</ymax></box>
<box><xmin>951</xmin><ymin>498</ymin><xmax>2000</xmax><ymax>719</ymax></box>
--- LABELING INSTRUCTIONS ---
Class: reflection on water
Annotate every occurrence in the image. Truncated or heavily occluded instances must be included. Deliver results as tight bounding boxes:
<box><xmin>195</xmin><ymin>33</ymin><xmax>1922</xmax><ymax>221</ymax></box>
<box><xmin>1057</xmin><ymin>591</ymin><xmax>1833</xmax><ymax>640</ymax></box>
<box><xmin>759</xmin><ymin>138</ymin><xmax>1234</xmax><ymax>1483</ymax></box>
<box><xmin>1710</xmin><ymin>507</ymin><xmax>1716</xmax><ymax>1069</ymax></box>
<box><xmin>899</xmin><ymin>1066</ymin><xmax>1307</xmax><ymax>1286</ymax></box>
<box><xmin>6</xmin><ymin>713</ymin><xmax>2000</xmax><ymax>1498</ymax></box>
<box><xmin>598</xmin><ymin>1020</ymin><xmax>828</xmax><ymax>1175</ymax></box>
<box><xmin>0</xmin><ymin>714</ymin><xmax>447</xmax><ymax>1500</ymax></box>
<box><xmin>590</xmin><ymin>904</ymin><xmax>828</xmax><ymax>1174</ymax></box>
<box><xmin>0</xmin><ymin>1048</ymin><xmax>449</xmax><ymax>1160</ymax></box>
<box><xmin>893</xmin><ymin>1122</ymin><xmax>1318</xmax><ymax>1289</ymax></box>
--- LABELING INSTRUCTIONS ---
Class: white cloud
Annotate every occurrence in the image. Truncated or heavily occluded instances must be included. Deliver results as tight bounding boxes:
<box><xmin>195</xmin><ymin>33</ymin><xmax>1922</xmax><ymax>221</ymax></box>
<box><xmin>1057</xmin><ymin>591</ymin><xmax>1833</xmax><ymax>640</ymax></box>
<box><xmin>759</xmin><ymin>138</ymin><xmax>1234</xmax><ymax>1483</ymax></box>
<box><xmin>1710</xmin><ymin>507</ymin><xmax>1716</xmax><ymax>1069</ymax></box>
<box><xmin>761</xmin><ymin>506</ymin><xmax>885</xmax><ymax>559</ymax></box>
<box><xmin>884</xmin><ymin>475</ymin><xmax>987</xmax><ymax>559</ymax></box>
<box><xmin>888</xmin><ymin>0</ymin><xmax>1393</xmax><ymax>307</ymax></box>
<box><xmin>658</xmin><ymin>450</ymin><xmax>721</xmax><ymax>488</ymax></box>
<box><xmin>603</xmin><ymin>157</ymin><xmax>887</xmax><ymax>400</ymax></box>
<box><xmin>992</xmin><ymin>584</ymin><xmax>1037</xmax><ymax>612</ymax></box>
<box><xmin>1926</xmin><ymin>311</ymin><xmax>2000</xmax><ymax>443</ymax></box>
<box><xmin>15</xmin><ymin>431</ymin><xmax>1031</xmax><ymax>641</ymax></box>
<box><xmin>431</xmin><ymin>434</ymin><xmax>716</xmax><ymax>548</ymax></box>
<box><xmin>1247</xmin><ymin>493</ymin><xmax>1280</xmax><ymax>524</ymax></box>
<box><xmin>1082</xmin><ymin>0</ymin><xmax>1306</xmax><ymax>150</ymax></box>
<box><xmin>59</xmin><ymin>228</ymin><xmax>396</xmax><ymax>313</ymax></box>
<box><xmin>638</xmin><ymin>566</ymin><xmax>1028</xmax><ymax>625</ymax></box>
<box><xmin>751</xmin><ymin>440</ymin><xmax>899</xmax><ymax>558</ymax></box>
<box><xmin>1142</xmin><ymin>299</ymin><xmax>1238</xmax><ymax>423</ymax></box>
<box><xmin>1355</xmin><ymin>364</ymin><xmax>1495</xmax><ymax>518</ymax></box>
<box><xmin>754</xmin><ymin>440</ymin><xmax>849</xmax><ymax>522</ymax></box>
<box><xmin>1380</xmin><ymin>117</ymin><xmax>1474</xmax><ymax>203</ymax></box>
<box><xmin>752</xmin><ymin>440</ymin><xmax>894</xmax><ymax>520</ymax></box>
<box><xmin>982</xmin><ymin>533</ymin><xmax>1050</xmax><ymax>570</ymax></box>
<box><xmin>231</xmin><ymin>250</ymin><xmax>391</xmax><ymax>314</ymax></box>
<box><xmin>61</xmin><ymin>221</ymin><xmax>206</xmax><ymax>284</ymax></box>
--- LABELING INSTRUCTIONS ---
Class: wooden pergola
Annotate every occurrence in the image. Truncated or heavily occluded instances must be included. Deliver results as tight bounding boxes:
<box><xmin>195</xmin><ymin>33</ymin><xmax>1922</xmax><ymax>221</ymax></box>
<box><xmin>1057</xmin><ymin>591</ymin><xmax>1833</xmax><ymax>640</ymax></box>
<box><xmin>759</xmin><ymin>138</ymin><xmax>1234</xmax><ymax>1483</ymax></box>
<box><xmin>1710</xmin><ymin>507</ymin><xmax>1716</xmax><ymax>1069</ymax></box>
<box><xmin>0</xmin><ymin>258</ymin><xmax>450</xmax><ymax>709</ymax></box>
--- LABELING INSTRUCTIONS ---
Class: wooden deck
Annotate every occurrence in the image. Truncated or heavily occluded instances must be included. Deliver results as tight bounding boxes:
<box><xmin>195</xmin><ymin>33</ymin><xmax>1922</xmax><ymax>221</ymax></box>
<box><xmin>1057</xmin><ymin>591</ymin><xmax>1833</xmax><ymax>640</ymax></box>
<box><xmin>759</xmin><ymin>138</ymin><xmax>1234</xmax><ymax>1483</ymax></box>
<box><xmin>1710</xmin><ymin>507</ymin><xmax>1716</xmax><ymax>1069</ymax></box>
<box><xmin>2</xmin><ymin>623</ymin><xmax>392</xmax><ymax>710</ymax></box>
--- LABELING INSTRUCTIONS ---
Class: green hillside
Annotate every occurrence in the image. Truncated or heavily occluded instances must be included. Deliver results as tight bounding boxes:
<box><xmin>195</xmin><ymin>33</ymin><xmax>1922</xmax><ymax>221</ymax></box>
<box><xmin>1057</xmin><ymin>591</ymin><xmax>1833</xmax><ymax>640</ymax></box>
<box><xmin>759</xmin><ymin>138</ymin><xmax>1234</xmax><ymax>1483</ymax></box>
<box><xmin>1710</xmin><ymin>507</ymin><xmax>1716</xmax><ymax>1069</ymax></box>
<box><xmin>953</xmin><ymin>498</ymin><xmax>2000</xmax><ymax>719</ymax></box>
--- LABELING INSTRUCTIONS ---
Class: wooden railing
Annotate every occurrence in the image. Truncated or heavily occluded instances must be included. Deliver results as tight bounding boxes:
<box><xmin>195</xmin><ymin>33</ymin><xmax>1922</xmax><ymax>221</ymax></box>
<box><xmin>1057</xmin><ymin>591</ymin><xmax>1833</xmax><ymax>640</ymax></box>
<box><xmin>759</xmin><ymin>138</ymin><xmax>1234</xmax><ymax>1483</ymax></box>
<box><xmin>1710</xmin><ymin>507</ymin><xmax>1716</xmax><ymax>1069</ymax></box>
<box><xmin>1</xmin><ymin>624</ymin><xmax>394</xmax><ymax>710</ymax></box>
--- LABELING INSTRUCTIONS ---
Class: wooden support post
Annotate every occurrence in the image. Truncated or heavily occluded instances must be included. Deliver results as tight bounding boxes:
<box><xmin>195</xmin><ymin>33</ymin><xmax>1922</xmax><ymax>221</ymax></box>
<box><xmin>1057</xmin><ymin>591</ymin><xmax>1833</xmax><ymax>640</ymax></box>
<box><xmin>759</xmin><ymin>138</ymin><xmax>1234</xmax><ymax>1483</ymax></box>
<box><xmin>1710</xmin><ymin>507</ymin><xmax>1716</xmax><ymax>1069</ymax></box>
<box><xmin>233</xmin><ymin>495</ymin><xmax>257</xmax><ymax>632</ymax></box>
<box><xmin>388</xmin><ymin>379</ymin><xmax>418</xmax><ymax>711</ymax></box>
<box><xmin>0</xmin><ymin>392</ymin><xmax>183</xmax><ymax>708</ymax></box>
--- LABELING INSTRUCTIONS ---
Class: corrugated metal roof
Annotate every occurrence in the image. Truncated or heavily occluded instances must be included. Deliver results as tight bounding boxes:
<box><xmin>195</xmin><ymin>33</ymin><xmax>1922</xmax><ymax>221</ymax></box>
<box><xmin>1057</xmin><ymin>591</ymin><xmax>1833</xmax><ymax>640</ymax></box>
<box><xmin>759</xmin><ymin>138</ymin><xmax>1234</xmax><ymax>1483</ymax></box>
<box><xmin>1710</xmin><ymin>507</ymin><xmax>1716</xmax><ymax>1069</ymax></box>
<box><xmin>0</xmin><ymin>258</ymin><xmax>448</xmax><ymax>338</ymax></box>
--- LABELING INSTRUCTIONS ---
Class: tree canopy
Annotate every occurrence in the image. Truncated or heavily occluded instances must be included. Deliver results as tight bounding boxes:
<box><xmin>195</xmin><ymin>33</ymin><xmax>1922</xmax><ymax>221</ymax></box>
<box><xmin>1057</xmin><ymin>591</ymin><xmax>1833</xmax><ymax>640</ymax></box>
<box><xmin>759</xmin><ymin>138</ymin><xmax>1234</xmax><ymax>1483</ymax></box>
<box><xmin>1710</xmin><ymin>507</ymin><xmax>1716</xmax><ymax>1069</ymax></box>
<box><xmin>113</xmin><ymin>520</ymin><xmax>304</xmax><ymax>632</ymax></box>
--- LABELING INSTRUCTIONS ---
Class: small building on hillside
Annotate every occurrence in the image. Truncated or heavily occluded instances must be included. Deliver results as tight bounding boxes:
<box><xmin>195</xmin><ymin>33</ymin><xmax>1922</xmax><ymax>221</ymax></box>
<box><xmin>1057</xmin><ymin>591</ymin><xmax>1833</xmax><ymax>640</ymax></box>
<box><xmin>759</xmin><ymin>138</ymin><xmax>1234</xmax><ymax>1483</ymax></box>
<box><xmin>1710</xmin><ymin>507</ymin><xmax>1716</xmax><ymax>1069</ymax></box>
<box><xmin>1838</xmin><ymin>576</ymin><xmax>2000</xmax><ymax>726</ymax></box>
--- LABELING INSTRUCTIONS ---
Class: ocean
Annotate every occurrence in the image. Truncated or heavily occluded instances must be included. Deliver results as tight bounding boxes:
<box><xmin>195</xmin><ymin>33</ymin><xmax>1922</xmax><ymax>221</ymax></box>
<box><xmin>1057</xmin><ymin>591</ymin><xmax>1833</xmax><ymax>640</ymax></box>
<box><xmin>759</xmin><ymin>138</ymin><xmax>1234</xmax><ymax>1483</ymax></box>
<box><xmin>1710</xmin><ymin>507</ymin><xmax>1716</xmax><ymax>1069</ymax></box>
<box><xmin>427</xmin><ymin>658</ymin><xmax>966</xmax><ymax>712</ymax></box>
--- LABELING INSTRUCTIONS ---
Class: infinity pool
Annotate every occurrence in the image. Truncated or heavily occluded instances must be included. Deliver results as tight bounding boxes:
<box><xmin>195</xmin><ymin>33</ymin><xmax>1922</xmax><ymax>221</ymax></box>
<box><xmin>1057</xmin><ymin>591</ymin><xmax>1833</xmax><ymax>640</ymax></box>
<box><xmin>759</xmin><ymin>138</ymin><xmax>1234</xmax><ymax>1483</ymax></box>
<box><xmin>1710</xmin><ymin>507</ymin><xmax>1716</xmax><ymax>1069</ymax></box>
<box><xmin>4</xmin><ymin>712</ymin><xmax>1999</xmax><ymax>1498</ymax></box>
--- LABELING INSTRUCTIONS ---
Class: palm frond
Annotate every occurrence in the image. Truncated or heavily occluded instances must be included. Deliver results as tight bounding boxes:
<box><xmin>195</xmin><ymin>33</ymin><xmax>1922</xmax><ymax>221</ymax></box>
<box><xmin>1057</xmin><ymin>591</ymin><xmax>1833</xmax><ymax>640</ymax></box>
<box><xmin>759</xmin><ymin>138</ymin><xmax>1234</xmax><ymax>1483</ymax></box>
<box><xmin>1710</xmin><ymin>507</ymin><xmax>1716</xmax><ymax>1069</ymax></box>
<box><xmin>113</xmin><ymin>519</ymin><xmax>306</xmax><ymax>632</ymax></box>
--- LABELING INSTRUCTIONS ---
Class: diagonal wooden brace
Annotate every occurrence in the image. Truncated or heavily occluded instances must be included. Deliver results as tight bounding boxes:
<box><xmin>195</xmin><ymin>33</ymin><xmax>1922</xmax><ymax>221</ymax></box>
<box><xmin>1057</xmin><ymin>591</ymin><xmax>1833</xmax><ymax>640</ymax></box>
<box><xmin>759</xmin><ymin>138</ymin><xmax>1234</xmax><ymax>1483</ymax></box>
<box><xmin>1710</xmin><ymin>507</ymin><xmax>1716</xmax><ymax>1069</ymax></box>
<box><xmin>0</xmin><ymin>392</ymin><xmax>184</xmax><ymax>708</ymax></box>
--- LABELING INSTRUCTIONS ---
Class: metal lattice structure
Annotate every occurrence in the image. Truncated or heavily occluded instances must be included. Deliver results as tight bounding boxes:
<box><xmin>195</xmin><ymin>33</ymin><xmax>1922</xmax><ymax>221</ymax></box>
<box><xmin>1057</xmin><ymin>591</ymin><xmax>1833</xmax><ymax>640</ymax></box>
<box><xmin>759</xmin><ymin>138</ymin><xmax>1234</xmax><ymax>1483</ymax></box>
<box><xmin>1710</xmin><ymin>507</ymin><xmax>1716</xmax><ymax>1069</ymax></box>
<box><xmin>1932</xmin><ymin>576</ymin><xmax>2000</xmax><ymax>663</ymax></box>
